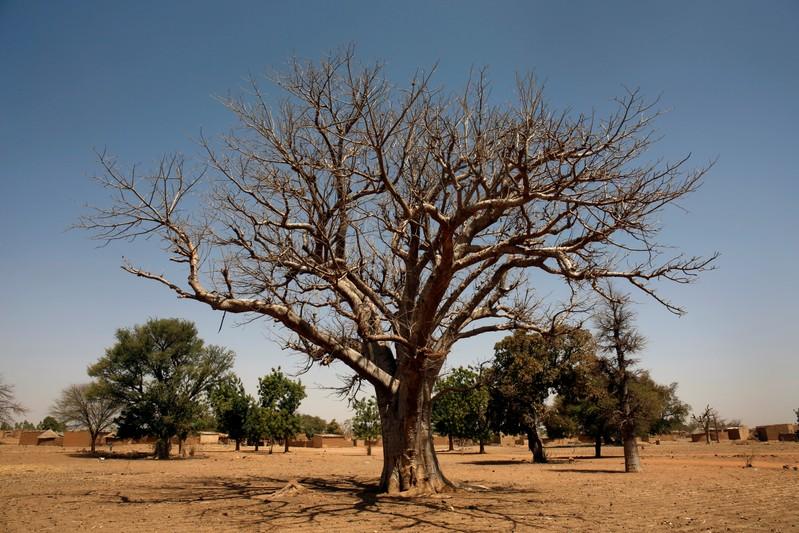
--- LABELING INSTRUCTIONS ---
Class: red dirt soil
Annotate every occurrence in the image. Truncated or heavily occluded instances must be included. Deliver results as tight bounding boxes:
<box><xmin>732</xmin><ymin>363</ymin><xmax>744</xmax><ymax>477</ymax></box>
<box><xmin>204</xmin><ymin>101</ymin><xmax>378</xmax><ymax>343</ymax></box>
<box><xmin>1</xmin><ymin>440</ymin><xmax>797</xmax><ymax>531</ymax></box>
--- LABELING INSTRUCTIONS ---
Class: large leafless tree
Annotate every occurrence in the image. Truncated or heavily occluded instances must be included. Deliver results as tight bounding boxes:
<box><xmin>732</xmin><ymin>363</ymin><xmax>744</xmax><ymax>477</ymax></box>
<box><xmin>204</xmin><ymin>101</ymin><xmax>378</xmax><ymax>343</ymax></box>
<box><xmin>82</xmin><ymin>50</ymin><xmax>714</xmax><ymax>493</ymax></box>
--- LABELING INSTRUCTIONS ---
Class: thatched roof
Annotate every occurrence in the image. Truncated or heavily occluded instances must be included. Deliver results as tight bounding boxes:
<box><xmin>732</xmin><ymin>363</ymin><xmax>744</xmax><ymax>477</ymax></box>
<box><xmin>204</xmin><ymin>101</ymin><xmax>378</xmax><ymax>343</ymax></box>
<box><xmin>37</xmin><ymin>430</ymin><xmax>61</xmax><ymax>439</ymax></box>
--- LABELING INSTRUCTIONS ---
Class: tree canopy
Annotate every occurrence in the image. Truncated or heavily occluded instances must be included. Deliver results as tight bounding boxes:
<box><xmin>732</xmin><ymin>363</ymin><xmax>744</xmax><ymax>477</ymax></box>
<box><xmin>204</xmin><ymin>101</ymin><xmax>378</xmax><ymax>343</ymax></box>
<box><xmin>210</xmin><ymin>374</ymin><xmax>253</xmax><ymax>451</ymax></box>
<box><xmin>81</xmin><ymin>50</ymin><xmax>714</xmax><ymax>493</ymax></box>
<box><xmin>50</xmin><ymin>383</ymin><xmax>119</xmax><ymax>453</ymax></box>
<box><xmin>37</xmin><ymin>416</ymin><xmax>65</xmax><ymax>432</ymax></box>
<box><xmin>299</xmin><ymin>414</ymin><xmax>328</xmax><ymax>439</ymax></box>
<box><xmin>88</xmin><ymin>318</ymin><xmax>234</xmax><ymax>458</ymax></box>
<box><xmin>432</xmin><ymin>366</ymin><xmax>492</xmax><ymax>452</ymax></box>
<box><xmin>351</xmin><ymin>397</ymin><xmax>381</xmax><ymax>456</ymax></box>
<box><xmin>257</xmin><ymin>368</ymin><xmax>306</xmax><ymax>452</ymax></box>
<box><xmin>487</xmin><ymin>329</ymin><xmax>594</xmax><ymax>462</ymax></box>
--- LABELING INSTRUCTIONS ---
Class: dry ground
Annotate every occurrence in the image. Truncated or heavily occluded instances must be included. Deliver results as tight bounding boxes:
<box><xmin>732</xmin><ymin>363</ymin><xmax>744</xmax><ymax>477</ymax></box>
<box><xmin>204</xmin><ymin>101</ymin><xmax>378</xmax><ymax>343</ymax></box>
<box><xmin>1</xmin><ymin>439</ymin><xmax>797</xmax><ymax>532</ymax></box>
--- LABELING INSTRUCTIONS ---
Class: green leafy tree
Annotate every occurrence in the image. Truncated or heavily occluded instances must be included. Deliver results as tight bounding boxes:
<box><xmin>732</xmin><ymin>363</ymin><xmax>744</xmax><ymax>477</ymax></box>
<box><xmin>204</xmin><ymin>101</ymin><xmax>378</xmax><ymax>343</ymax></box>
<box><xmin>210</xmin><ymin>375</ymin><xmax>253</xmax><ymax>450</ymax></box>
<box><xmin>257</xmin><ymin>368</ymin><xmax>306</xmax><ymax>453</ymax></box>
<box><xmin>433</xmin><ymin>366</ymin><xmax>492</xmax><ymax>453</ymax></box>
<box><xmin>352</xmin><ymin>397</ymin><xmax>381</xmax><ymax>456</ymax></box>
<box><xmin>50</xmin><ymin>383</ymin><xmax>119</xmax><ymax>453</ymax></box>
<box><xmin>487</xmin><ymin>329</ymin><xmax>594</xmax><ymax>463</ymax></box>
<box><xmin>37</xmin><ymin>416</ymin><xmax>65</xmax><ymax>432</ymax></box>
<box><xmin>325</xmin><ymin>419</ymin><xmax>342</xmax><ymax>434</ymax></box>
<box><xmin>244</xmin><ymin>405</ymin><xmax>271</xmax><ymax>452</ymax></box>
<box><xmin>633</xmin><ymin>375</ymin><xmax>689</xmax><ymax>436</ymax></box>
<box><xmin>546</xmin><ymin>354</ymin><xmax>616</xmax><ymax>458</ymax></box>
<box><xmin>0</xmin><ymin>376</ymin><xmax>26</xmax><ymax>427</ymax></box>
<box><xmin>14</xmin><ymin>420</ymin><xmax>35</xmax><ymax>430</ymax></box>
<box><xmin>88</xmin><ymin>318</ymin><xmax>234</xmax><ymax>459</ymax></box>
<box><xmin>299</xmin><ymin>414</ymin><xmax>327</xmax><ymax>439</ymax></box>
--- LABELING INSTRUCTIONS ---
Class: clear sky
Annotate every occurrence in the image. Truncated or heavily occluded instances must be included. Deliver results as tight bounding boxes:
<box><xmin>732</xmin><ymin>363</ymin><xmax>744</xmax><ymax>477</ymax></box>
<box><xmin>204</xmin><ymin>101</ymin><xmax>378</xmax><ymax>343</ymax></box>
<box><xmin>1</xmin><ymin>1</ymin><xmax>797</xmax><ymax>427</ymax></box>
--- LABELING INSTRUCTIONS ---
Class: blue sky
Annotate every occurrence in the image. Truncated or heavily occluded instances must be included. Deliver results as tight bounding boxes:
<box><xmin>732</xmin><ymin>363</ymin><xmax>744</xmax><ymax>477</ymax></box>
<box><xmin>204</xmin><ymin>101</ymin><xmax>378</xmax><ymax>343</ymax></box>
<box><xmin>1</xmin><ymin>1</ymin><xmax>797</xmax><ymax>427</ymax></box>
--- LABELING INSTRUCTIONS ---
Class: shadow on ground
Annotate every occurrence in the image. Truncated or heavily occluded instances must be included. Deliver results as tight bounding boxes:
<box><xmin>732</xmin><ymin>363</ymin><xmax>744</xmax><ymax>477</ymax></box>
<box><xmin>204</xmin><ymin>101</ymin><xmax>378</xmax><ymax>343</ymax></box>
<box><xmin>106</xmin><ymin>474</ymin><xmax>579</xmax><ymax>531</ymax></box>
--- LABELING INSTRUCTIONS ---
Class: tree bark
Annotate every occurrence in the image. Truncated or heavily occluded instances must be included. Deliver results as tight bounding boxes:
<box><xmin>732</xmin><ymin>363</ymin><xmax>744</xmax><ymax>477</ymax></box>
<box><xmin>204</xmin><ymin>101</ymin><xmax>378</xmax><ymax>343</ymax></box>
<box><xmin>526</xmin><ymin>427</ymin><xmax>547</xmax><ymax>463</ymax></box>
<box><xmin>367</xmin><ymin>441</ymin><xmax>372</xmax><ymax>456</ymax></box>
<box><xmin>375</xmin><ymin>368</ymin><xmax>453</xmax><ymax>494</ymax></box>
<box><xmin>621</xmin><ymin>424</ymin><xmax>642</xmax><ymax>472</ymax></box>
<box><xmin>284</xmin><ymin>435</ymin><xmax>290</xmax><ymax>453</ymax></box>
<box><xmin>594</xmin><ymin>434</ymin><xmax>602</xmax><ymax>458</ymax></box>
<box><xmin>235</xmin><ymin>439</ymin><xmax>240</xmax><ymax>451</ymax></box>
<box><xmin>478</xmin><ymin>438</ymin><xmax>485</xmax><ymax>454</ymax></box>
<box><xmin>90</xmin><ymin>431</ymin><xmax>97</xmax><ymax>454</ymax></box>
<box><xmin>155</xmin><ymin>438</ymin><xmax>171</xmax><ymax>459</ymax></box>
<box><xmin>448</xmin><ymin>434</ymin><xmax>454</xmax><ymax>452</ymax></box>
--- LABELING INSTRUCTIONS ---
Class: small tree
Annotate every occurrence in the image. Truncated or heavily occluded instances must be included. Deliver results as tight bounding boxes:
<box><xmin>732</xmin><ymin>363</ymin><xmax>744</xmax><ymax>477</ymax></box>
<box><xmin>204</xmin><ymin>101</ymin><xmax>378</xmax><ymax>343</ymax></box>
<box><xmin>432</xmin><ymin>368</ymin><xmax>473</xmax><ymax>451</ymax></box>
<box><xmin>37</xmin><ymin>416</ymin><xmax>65</xmax><ymax>432</ymax></box>
<box><xmin>244</xmin><ymin>406</ymin><xmax>271</xmax><ymax>452</ymax></box>
<box><xmin>50</xmin><ymin>383</ymin><xmax>118</xmax><ymax>453</ymax></box>
<box><xmin>692</xmin><ymin>405</ymin><xmax>718</xmax><ymax>444</ymax></box>
<box><xmin>210</xmin><ymin>375</ymin><xmax>253</xmax><ymax>451</ymax></box>
<box><xmin>488</xmin><ymin>329</ymin><xmax>594</xmax><ymax>463</ymax></box>
<box><xmin>352</xmin><ymin>397</ymin><xmax>381</xmax><ymax>456</ymax></box>
<box><xmin>258</xmin><ymin>368</ymin><xmax>306</xmax><ymax>453</ymax></box>
<box><xmin>89</xmin><ymin>318</ymin><xmax>234</xmax><ymax>458</ymax></box>
<box><xmin>325</xmin><ymin>419</ymin><xmax>342</xmax><ymax>434</ymax></box>
<box><xmin>646</xmin><ymin>381</ymin><xmax>690</xmax><ymax>436</ymax></box>
<box><xmin>595</xmin><ymin>290</ymin><xmax>645</xmax><ymax>473</ymax></box>
<box><xmin>432</xmin><ymin>366</ymin><xmax>492</xmax><ymax>453</ymax></box>
<box><xmin>0</xmin><ymin>376</ymin><xmax>26</xmax><ymax>427</ymax></box>
<box><xmin>299</xmin><ymin>414</ymin><xmax>328</xmax><ymax>439</ymax></box>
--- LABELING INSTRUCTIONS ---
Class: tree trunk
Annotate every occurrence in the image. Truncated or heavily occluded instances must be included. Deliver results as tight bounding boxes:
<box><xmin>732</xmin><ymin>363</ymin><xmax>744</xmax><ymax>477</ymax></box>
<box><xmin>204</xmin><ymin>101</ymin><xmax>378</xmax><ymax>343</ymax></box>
<box><xmin>375</xmin><ymin>368</ymin><xmax>453</xmax><ymax>494</ymax></box>
<box><xmin>155</xmin><ymin>438</ymin><xmax>171</xmax><ymax>459</ymax></box>
<box><xmin>622</xmin><ymin>425</ymin><xmax>642</xmax><ymax>473</ymax></box>
<box><xmin>594</xmin><ymin>434</ymin><xmax>602</xmax><ymax>458</ymax></box>
<box><xmin>367</xmin><ymin>441</ymin><xmax>372</xmax><ymax>456</ymax></box>
<box><xmin>526</xmin><ymin>427</ymin><xmax>547</xmax><ymax>463</ymax></box>
<box><xmin>90</xmin><ymin>431</ymin><xmax>97</xmax><ymax>454</ymax></box>
<box><xmin>478</xmin><ymin>438</ymin><xmax>485</xmax><ymax>454</ymax></box>
<box><xmin>448</xmin><ymin>434</ymin><xmax>454</xmax><ymax>452</ymax></box>
<box><xmin>284</xmin><ymin>434</ymin><xmax>290</xmax><ymax>453</ymax></box>
<box><xmin>235</xmin><ymin>439</ymin><xmax>240</xmax><ymax>451</ymax></box>
<box><xmin>254</xmin><ymin>440</ymin><xmax>260</xmax><ymax>452</ymax></box>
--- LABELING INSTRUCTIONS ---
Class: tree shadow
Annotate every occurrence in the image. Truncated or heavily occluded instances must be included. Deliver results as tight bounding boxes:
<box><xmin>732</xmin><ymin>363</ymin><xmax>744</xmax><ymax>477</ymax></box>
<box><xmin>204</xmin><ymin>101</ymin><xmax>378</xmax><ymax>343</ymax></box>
<box><xmin>67</xmin><ymin>451</ymin><xmax>153</xmax><ymax>460</ymax></box>
<box><xmin>103</xmin><ymin>474</ymin><xmax>580</xmax><ymax>531</ymax></box>
<box><xmin>462</xmin><ymin>459</ymin><xmax>529</xmax><ymax>466</ymax></box>
<box><xmin>550</xmin><ymin>468</ymin><xmax>626</xmax><ymax>474</ymax></box>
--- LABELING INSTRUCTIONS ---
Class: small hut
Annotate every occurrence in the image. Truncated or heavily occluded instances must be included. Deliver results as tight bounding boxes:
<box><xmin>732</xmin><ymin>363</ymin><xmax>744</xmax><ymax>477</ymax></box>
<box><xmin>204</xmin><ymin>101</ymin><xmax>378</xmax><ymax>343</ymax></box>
<box><xmin>755</xmin><ymin>424</ymin><xmax>797</xmax><ymax>441</ymax></box>
<box><xmin>726</xmin><ymin>426</ymin><xmax>749</xmax><ymax>441</ymax></box>
<box><xmin>36</xmin><ymin>430</ymin><xmax>63</xmax><ymax>446</ymax></box>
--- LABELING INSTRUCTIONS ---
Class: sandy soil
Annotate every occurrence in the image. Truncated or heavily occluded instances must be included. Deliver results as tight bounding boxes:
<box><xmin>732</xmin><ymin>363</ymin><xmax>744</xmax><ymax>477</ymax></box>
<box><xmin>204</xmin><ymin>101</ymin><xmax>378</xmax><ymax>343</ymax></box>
<box><xmin>1</xmin><ymin>439</ymin><xmax>797</xmax><ymax>532</ymax></box>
